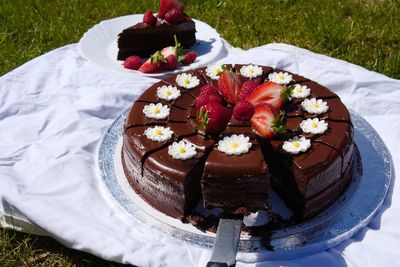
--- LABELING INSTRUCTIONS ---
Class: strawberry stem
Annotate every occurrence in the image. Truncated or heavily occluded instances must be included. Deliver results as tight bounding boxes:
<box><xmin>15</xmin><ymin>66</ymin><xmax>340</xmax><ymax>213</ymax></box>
<box><xmin>195</xmin><ymin>107</ymin><xmax>209</xmax><ymax>131</ymax></box>
<box><xmin>173</xmin><ymin>34</ymin><xmax>183</xmax><ymax>58</ymax></box>
<box><xmin>281</xmin><ymin>85</ymin><xmax>295</xmax><ymax>103</ymax></box>
<box><xmin>150</xmin><ymin>51</ymin><xmax>165</xmax><ymax>66</ymax></box>
<box><xmin>272</xmin><ymin>111</ymin><xmax>287</xmax><ymax>135</ymax></box>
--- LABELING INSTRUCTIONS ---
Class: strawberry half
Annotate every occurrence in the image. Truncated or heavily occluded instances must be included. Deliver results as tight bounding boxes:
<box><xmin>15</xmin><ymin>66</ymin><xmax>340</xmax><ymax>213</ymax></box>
<box><xmin>250</xmin><ymin>104</ymin><xmax>287</xmax><ymax>138</ymax></box>
<box><xmin>246</xmin><ymin>82</ymin><xmax>293</xmax><ymax>111</ymax></box>
<box><xmin>138</xmin><ymin>51</ymin><xmax>165</xmax><ymax>73</ymax></box>
<box><xmin>140</xmin><ymin>35</ymin><xmax>181</xmax><ymax>73</ymax></box>
<box><xmin>196</xmin><ymin>102</ymin><xmax>232</xmax><ymax>134</ymax></box>
<box><xmin>217</xmin><ymin>70</ymin><xmax>243</xmax><ymax>105</ymax></box>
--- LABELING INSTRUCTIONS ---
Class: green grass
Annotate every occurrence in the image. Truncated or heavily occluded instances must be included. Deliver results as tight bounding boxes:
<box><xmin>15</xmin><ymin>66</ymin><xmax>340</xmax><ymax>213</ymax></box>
<box><xmin>1</xmin><ymin>0</ymin><xmax>399</xmax><ymax>265</ymax></box>
<box><xmin>0</xmin><ymin>228</ymin><xmax>131</xmax><ymax>266</ymax></box>
<box><xmin>1</xmin><ymin>0</ymin><xmax>399</xmax><ymax>78</ymax></box>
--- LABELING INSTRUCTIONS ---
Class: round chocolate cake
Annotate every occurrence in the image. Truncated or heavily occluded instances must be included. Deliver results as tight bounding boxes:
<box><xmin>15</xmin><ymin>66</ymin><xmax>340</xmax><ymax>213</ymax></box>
<box><xmin>121</xmin><ymin>64</ymin><xmax>354</xmax><ymax>223</ymax></box>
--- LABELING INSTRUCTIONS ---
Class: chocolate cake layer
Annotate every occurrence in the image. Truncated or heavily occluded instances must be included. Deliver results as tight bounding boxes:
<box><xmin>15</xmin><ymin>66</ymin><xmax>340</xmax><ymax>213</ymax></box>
<box><xmin>202</xmin><ymin>142</ymin><xmax>269</xmax><ymax>213</ymax></box>
<box><xmin>121</xmin><ymin>64</ymin><xmax>354</xmax><ymax>224</ymax></box>
<box><xmin>117</xmin><ymin>17</ymin><xmax>196</xmax><ymax>60</ymax></box>
<box><xmin>141</xmin><ymin>146</ymin><xmax>205</xmax><ymax>219</ymax></box>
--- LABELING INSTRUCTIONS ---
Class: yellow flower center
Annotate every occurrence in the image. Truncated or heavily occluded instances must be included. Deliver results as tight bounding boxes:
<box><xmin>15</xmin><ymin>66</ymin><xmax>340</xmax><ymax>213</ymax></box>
<box><xmin>292</xmin><ymin>141</ymin><xmax>301</xmax><ymax>148</ymax></box>
<box><xmin>216</xmin><ymin>69</ymin><xmax>222</xmax><ymax>75</ymax></box>
<box><xmin>311</xmin><ymin>122</ymin><xmax>318</xmax><ymax>128</ymax></box>
<box><xmin>278</xmin><ymin>74</ymin><xmax>285</xmax><ymax>80</ymax></box>
<box><xmin>153</xmin><ymin>107</ymin><xmax>160</xmax><ymax>114</ymax></box>
<box><xmin>154</xmin><ymin>129</ymin><xmax>162</xmax><ymax>135</ymax></box>
<box><xmin>230</xmin><ymin>142</ymin><xmax>239</xmax><ymax>149</ymax></box>
<box><xmin>165</xmin><ymin>90</ymin><xmax>171</xmax><ymax>96</ymax></box>
<box><xmin>178</xmin><ymin>147</ymin><xmax>186</xmax><ymax>154</ymax></box>
<box><xmin>248</xmin><ymin>68</ymin><xmax>254</xmax><ymax>74</ymax></box>
<box><xmin>183</xmin><ymin>78</ymin><xmax>191</xmax><ymax>85</ymax></box>
<box><xmin>295</xmin><ymin>88</ymin><xmax>302</xmax><ymax>93</ymax></box>
<box><xmin>312</xmin><ymin>103</ymin><xmax>319</xmax><ymax>108</ymax></box>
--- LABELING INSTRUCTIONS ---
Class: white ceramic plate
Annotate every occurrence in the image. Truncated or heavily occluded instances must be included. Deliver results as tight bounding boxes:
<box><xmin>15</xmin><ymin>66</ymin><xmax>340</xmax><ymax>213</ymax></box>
<box><xmin>78</xmin><ymin>14</ymin><xmax>225</xmax><ymax>76</ymax></box>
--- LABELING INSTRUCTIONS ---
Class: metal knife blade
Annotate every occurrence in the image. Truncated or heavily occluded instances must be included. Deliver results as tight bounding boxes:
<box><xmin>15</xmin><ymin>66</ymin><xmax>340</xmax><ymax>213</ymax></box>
<box><xmin>206</xmin><ymin>216</ymin><xmax>243</xmax><ymax>267</ymax></box>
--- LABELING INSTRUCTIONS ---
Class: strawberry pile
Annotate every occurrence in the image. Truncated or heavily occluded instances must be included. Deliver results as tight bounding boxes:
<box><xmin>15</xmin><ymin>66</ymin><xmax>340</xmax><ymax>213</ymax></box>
<box><xmin>195</xmin><ymin>66</ymin><xmax>293</xmax><ymax>138</ymax></box>
<box><xmin>123</xmin><ymin>36</ymin><xmax>197</xmax><ymax>73</ymax></box>
<box><xmin>143</xmin><ymin>0</ymin><xmax>186</xmax><ymax>25</ymax></box>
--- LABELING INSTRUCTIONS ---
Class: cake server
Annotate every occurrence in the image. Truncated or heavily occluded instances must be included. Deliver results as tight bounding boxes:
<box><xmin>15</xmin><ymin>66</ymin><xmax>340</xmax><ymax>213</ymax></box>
<box><xmin>206</xmin><ymin>215</ymin><xmax>243</xmax><ymax>267</ymax></box>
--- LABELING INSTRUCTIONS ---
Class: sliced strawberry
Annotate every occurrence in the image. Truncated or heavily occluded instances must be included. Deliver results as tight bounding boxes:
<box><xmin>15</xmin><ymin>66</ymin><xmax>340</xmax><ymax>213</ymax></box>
<box><xmin>250</xmin><ymin>104</ymin><xmax>287</xmax><ymax>138</ymax></box>
<box><xmin>246</xmin><ymin>82</ymin><xmax>292</xmax><ymax>111</ymax></box>
<box><xmin>138</xmin><ymin>51</ymin><xmax>164</xmax><ymax>73</ymax></box>
<box><xmin>160</xmin><ymin>45</ymin><xmax>177</xmax><ymax>58</ymax></box>
<box><xmin>144</xmin><ymin>36</ymin><xmax>181</xmax><ymax>72</ymax></box>
<box><xmin>217</xmin><ymin>70</ymin><xmax>243</xmax><ymax>105</ymax></box>
<box><xmin>196</xmin><ymin>102</ymin><xmax>232</xmax><ymax>134</ymax></box>
<box><xmin>160</xmin><ymin>35</ymin><xmax>181</xmax><ymax>58</ymax></box>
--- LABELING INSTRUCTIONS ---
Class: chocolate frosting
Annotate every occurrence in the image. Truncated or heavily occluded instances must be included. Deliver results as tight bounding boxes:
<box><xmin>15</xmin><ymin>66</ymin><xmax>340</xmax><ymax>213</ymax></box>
<box><xmin>121</xmin><ymin>64</ymin><xmax>354</xmax><ymax>222</ymax></box>
<box><xmin>117</xmin><ymin>16</ymin><xmax>196</xmax><ymax>60</ymax></box>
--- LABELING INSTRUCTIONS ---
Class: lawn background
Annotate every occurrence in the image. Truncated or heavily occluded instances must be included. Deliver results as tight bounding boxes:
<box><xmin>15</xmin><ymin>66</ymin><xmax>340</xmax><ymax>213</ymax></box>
<box><xmin>1</xmin><ymin>0</ymin><xmax>399</xmax><ymax>266</ymax></box>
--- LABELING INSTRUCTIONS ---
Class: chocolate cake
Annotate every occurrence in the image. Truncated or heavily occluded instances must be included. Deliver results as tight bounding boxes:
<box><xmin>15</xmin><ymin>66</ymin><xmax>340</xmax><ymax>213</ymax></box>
<box><xmin>121</xmin><ymin>64</ymin><xmax>354</xmax><ymax>222</ymax></box>
<box><xmin>117</xmin><ymin>16</ymin><xmax>196</xmax><ymax>60</ymax></box>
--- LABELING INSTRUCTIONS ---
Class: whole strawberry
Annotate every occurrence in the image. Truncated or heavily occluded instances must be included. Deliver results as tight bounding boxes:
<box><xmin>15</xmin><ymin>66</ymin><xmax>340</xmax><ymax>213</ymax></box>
<box><xmin>196</xmin><ymin>102</ymin><xmax>232</xmax><ymax>134</ymax></box>
<box><xmin>159</xmin><ymin>0</ymin><xmax>180</xmax><ymax>19</ymax></box>
<box><xmin>218</xmin><ymin>70</ymin><xmax>243</xmax><ymax>105</ymax></box>
<box><xmin>176</xmin><ymin>2</ymin><xmax>185</xmax><ymax>11</ymax></box>
<box><xmin>181</xmin><ymin>51</ymin><xmax>197</xmax><ymax>65</ymax></box>
<box><xmin>232</xmin><ymin>100</ymin><xmax>255</xmax><ymax>121</ymax></box>
<box><xmin>143</xmin><ymin>9</ymin><xmax>156</xmax><ymax>25</ymax></box>
<box><xmin>238</xmin><ymin>79</ymin><xmax>260</xmax><ymax>101</ymax></box>
<box><xmin>123</xmin><ymin>55</ymin><xmax>142</xmax><ymax>70</ymax></box>
<box><xmin>164</xmin><ymin>54</ymin><xmax>179</xmax><ymax>70</ymax></box>
<box><xmin>200</xmin><ymin>84</ymin><xmax>219</xmax><ymax>96</ymax></box>
<box><xmin>195</xmin><ymin>93</ymin><xmax>224</xmax><ymax>110</ymax></box>
<box><xmin>165</xmin><ymin>7</ymin><xmax>185</xmax><ymax>23</ymax></box>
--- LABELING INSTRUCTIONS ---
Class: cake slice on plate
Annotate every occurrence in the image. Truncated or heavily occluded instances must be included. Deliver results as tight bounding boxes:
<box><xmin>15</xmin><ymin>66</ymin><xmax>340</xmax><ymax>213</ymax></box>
<box><xmin>117</xmin><ymin>0</ymin><xmax>197</xmax><ymax>60</ymax></box>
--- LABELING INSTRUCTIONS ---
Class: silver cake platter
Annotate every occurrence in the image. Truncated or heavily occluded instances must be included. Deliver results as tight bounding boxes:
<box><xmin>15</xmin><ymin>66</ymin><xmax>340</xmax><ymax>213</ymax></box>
<box><xmin>97</xmin><ymin>108</ymin><xmax>393</xmax><ymax>260</ymax></box>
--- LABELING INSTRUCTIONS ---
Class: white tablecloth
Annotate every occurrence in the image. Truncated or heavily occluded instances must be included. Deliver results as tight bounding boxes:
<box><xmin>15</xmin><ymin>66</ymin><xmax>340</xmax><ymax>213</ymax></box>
<box><xmin>1</xmin><ymin>43</ymin><xmax>400</xmax><ymax>267</ymax></box>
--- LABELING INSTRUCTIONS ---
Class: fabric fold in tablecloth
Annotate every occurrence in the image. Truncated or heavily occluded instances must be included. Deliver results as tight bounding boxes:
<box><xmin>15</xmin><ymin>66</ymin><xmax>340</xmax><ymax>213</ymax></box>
<box><xmin>1</xmin><ymin>43</ymin><xmax>400</xmax><ymax>267</ymax></box>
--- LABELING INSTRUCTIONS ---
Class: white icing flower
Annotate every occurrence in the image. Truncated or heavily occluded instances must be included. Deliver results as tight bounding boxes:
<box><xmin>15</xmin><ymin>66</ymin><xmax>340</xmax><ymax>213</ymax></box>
<box><xmin>156</xmin><ymin>85</ymin><xmax>181</xmax><ymax>101</ymax></box>
<box><xmin>300</xmin><ymin>118</ymin><xmax>328</xmax><ymax>135</ymax></box>
<box><xmin>291</xmin><ymin>84</ymin><xmax>311</xmax><ymax>99</ymax></box>
<box><xmin>240</xmin><ymin>64</ymin><xmax>263</xmax><ymax>78</ymax></box>
<box><xmin>268</xmin><ymin>72</ymin><xmax>293</xmax><ymax>84</ymax></box>
<box><xmin>142</xmin><ymin>103</ymin><xmax>170</xmax><ymax>119</ymax></box>
<box><xmin>205</xmin><ymin>64</ymin><xmax>225</xmax><ymax>80</ymax></box>
<box><xmin>217</xmin><ymin>134</ymin><xmax>252</xmax><ymax>155</ymax></box>
<box><xmin>301</xmin><ymin>98</ymin><xmax>329</xmax><ymax>114</ymax></box>
<box><xmin>282</xmin><ymin>136</ymin><xmax>311</xmax><ymax>154</ymax></box>
<box><xmin>144</xmin><ymin>126</ymin><xmax>173</xmax><ymax>142</ymax></box>
<box><xmin>175</xmin><ymin>73</ymin><xmax>200</xmax><ymax>89</ymax></box>
<box><xmin>168</xmin><ymin>141</ymin><xmax>197</xmax><ymax>160</ymax></box>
